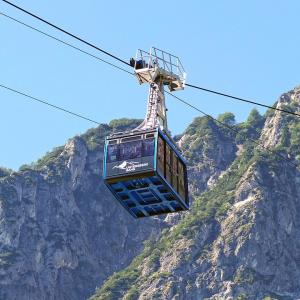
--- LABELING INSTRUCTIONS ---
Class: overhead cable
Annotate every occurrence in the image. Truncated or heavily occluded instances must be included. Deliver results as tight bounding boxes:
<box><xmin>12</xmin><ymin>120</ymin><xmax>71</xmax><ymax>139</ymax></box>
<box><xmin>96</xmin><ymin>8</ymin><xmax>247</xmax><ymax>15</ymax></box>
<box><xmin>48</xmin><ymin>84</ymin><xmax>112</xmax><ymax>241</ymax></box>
<box><xmin>0</xmin><ymin>0</ymin><xmax>131</xmax><ymax>67</ymax></box>
<box><xmin>185</xmin><ymin>83</ymin><xmax>300</xmax><ymax>118</ymax></box>
<box><xmin>0</xmin><ymin>84</ymin><xmax>100</xmax><ymax>125</ymax></box>
<box><xmin>0</xmin><ymin>12</ymin><xmax>134</xmax><ymax>76</ymax></box>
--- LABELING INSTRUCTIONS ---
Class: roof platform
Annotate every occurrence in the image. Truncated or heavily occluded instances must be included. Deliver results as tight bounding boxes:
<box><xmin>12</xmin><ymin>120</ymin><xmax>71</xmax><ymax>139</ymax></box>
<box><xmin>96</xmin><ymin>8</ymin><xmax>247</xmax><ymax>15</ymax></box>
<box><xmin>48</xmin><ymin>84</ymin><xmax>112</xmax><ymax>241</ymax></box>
<box><xmin>131</xmin><ymin>47</ymin><xmax>186</xmax><ymax>91</ymax></box>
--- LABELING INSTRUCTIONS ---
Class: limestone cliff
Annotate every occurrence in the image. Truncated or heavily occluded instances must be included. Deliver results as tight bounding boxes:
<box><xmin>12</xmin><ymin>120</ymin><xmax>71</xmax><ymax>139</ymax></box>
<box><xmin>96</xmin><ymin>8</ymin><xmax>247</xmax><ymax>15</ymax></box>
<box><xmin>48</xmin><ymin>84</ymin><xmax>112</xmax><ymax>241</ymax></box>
<box><xmin>0</xmin><ymin>120</ymin><xmax>167</xmax><ymax>300</ymax></box>
<box><xmin>92</xmin><ymin>87</ymin><xmax>300</xmax><ymax>300</ymax></box>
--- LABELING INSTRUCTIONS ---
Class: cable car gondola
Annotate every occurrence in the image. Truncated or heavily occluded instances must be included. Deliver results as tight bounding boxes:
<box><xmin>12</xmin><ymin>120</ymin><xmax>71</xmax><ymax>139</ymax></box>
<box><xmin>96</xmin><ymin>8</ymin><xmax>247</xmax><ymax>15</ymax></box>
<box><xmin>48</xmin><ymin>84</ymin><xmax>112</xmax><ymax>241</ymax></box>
<box><xmin>103</xmin><ymin>47</ymin><xmax>189</xmax><ymax>218</ymax></box>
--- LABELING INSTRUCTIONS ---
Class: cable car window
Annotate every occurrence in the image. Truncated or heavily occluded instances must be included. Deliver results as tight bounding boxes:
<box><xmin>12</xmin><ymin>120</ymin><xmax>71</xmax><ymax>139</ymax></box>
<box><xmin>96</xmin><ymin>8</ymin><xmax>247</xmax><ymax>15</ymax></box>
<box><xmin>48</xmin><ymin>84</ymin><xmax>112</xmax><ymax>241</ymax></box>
<box><xmin>121</xmin><ymin>135</ymin><xmax>142</xmax><ymax>142</ymax></box>
<box><xmin>178</xmin><ymin>160</ymin><xmax>185</xmax><ymax>200</ymax></box>
<box><xmin>143</xmin><ymin>139</ymin><xmax>154</xmax><ymax>157</ymax></box>
<box><xmin>107</xmin><ymin>144</ymin><xmax>119</xmax><ymax>163</ymax></box>
<box><xmin>108</xmin><ymin>139</ymin><xmax>118</xmax><ymax>145</ymax></box>
<box><xmin>119</xmin><ymin>140</ymin><xmax>142</xmax><ymax>160</ymax></box>
<box><xmin>157</xmin><ymin>136</ymin><xmax>165</xmax><ymax>174</ymax></box>
<box><xmin>165</xmin><ymin>143</ymin><xmax>172</xmax><ymax>184</ymax></box>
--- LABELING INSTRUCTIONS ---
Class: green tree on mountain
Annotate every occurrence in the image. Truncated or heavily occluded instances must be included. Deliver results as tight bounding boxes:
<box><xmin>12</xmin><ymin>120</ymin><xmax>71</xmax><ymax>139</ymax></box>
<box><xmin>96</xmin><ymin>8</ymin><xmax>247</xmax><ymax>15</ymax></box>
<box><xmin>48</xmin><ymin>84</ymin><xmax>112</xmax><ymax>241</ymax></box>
<box><xmin>217</xmin><ymin>112</ymin><xmax>236</xmax><ymax>126</ymax></box>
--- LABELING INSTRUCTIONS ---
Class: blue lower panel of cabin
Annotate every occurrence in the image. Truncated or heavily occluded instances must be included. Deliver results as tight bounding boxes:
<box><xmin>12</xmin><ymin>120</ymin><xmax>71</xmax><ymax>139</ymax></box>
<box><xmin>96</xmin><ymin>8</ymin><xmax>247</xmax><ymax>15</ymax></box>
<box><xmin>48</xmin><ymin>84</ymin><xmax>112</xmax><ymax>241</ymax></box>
<box><xmin>105</xmin><ymin>173</ymin><xmax>188</xmax><ymax>218</ymax></box>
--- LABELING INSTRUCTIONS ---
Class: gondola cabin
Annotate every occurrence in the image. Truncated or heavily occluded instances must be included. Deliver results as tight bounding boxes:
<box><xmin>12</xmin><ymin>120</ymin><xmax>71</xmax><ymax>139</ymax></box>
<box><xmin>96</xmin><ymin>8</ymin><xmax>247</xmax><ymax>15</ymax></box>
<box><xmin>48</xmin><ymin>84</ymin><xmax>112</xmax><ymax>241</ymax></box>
<box><xmin>103</xmin><ymin>128</ymin><xmax>189</xmax><ymax>218</ymax></box>
<box><xmin>104</xmin><ymin>47</ymin><xmax>189</xmax><ymax>218</ymax></box>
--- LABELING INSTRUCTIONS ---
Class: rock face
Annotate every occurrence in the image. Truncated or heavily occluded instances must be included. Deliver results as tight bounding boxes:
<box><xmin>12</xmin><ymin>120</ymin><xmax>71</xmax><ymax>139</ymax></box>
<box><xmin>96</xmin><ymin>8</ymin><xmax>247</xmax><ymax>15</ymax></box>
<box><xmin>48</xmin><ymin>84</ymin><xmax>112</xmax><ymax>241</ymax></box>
<box><xmin>0</xmin><ymin>120</ymin><xmax>168</xmax><ymax>300</ymax></box>
<box><xmin>260</xmin><ymin>86</ymin><xmax>300</xmax><ymax>149</ymax></box>
<box><xmin>179</xmin><ymin>116</ymin><xmax>237</xmax><ymax>194</ymax></box>
<box><xmin>0</xmin><ymin>112</ymin><xmax>235</xmax><ymax>300</ymax></box>
<box><xmin>92</xmin><ymin>86</ymin><xmax>300</xmax><ymax>300</ymax></box>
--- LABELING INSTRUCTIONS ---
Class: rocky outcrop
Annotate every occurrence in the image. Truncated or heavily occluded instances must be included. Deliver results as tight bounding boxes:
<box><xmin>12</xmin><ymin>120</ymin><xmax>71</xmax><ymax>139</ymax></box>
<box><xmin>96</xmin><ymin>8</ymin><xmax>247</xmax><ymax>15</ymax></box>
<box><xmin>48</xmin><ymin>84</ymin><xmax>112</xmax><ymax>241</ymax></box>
<box><xmin>179</xmin><ymin>117</ymin><xmax>237</xmax><ymax>195</ymax></box>
<box><xmin>260</xmin><ymin>86</ymin><xmax>300</xmax><ymax>149</ymax></box>
<box><xmin>0</xmin><ymin>122</ymin><xmax>167</xmax><ymax>300</ymax></box>
<box><xmin>1</xmin><ymin>113</ymin><xmax>233</xmax><ymax>300</ymax></box>
<box><xmin>92</xmin><ymin>86</ymin><xmax>300</xmax><ymax>300</ymax></box>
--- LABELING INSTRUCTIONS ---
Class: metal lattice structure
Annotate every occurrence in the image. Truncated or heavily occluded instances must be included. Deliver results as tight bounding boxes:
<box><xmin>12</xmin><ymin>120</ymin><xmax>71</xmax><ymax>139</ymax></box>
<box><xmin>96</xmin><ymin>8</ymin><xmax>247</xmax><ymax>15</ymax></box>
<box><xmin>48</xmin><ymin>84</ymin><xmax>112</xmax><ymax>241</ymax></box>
<box><xmin>131</xmin><ymin>47</ymin><xmax>186</xmax><ymax>132</ymax></box>
<box><xmin>133</xmin><ymin>47</ymin><xmax>186</xmax><ymax>91</ymax></box>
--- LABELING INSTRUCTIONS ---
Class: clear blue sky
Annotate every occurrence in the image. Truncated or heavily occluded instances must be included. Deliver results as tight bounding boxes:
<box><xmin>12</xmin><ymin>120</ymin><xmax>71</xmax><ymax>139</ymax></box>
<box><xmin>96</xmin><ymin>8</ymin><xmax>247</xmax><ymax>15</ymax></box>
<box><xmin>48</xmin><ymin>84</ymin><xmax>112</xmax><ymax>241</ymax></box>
<box><xmin>1</xmin><ymin>0</ymin><xmax>300</xmax><ymax>170</ymax></box>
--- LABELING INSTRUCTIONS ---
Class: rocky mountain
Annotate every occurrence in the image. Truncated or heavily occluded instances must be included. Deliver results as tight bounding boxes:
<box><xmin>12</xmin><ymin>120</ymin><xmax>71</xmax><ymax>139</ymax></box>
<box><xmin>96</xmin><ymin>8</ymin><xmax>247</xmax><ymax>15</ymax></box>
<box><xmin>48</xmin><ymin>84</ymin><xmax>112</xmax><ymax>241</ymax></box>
<box><xmin>0</xmin><ymin>86</ymin><xmax>300</xmax><ymax>300</ymax></box>
<box><xmin>91</xmin><ymin>86</ymin><xmax>300</xmax><ymax>300</ymax></box>
<box><xmin>0</xmin><ymin>119</ymin><xmax>169</xmax><ymax>300</ymax></box>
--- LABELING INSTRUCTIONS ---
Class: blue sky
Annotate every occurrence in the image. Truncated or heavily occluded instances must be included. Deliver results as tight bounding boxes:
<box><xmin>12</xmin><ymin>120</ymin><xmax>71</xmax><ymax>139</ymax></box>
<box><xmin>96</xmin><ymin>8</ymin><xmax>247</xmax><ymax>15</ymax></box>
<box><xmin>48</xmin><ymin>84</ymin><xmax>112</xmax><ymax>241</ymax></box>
<box><xmin>1</xmin><ymin>0</ymin><xmax>300</xmax><ymax>170</ymax></box>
